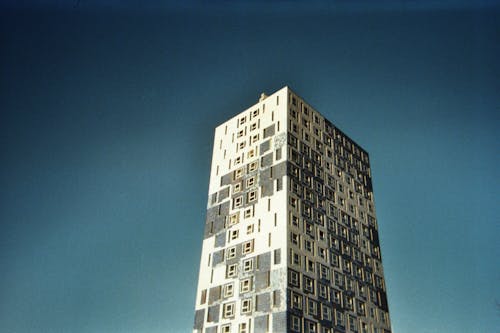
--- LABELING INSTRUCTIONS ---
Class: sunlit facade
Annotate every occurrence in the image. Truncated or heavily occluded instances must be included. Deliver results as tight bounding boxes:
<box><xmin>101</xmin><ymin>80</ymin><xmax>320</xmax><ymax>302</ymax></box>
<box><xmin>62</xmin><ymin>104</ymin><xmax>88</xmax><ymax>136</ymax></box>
<box><xmin>193</xmin><ymin>86</ymin><xmax>391</xmax><ymax>333</ymax></box>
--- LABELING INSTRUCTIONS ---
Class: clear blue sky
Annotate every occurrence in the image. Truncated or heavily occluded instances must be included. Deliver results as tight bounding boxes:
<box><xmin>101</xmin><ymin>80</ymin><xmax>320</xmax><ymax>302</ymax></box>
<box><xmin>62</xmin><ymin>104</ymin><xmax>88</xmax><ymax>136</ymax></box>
<box><xmin>1</xmin><ymin>1</ymin><xmax>498</xmax><ymax>332</ymax></box>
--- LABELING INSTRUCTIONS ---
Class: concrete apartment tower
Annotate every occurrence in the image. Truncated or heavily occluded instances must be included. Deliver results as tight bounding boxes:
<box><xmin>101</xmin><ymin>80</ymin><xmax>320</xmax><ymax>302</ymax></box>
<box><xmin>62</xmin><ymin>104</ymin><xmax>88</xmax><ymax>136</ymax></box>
<box><xmin>193</xmin><ymin>87</ymin><xmax>391</xmax><ymax>333</ymax></box>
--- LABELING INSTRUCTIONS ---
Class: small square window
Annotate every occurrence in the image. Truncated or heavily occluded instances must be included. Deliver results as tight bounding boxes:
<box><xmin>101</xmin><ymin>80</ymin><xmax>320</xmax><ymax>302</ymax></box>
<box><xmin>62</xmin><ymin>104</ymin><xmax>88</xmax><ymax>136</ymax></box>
<box><xmin>239</xmin><ymin>117</ymin><xmax>246</xmax><ymax>125</ymax></box>
<box><xmin>223</xmin><ymin>302</ymin><xmax>235</xmax><ymax>318</ymax></box>
<box><xmin>252</xmin><ymin>109</ymin><xmax>259</xmax><ymax>118</ymax></box>
<box><xmin>242</xmin><ymin>240</ymin><xmax>254</xmax><ymax>254</ymax></box>
<box><xmin>226</xmin><ymin>246</ymin><xmax>236</xmax><ymax>259</ymax></box>
<box><xmin>226</xmin><ymin>264</ymin><xmax>237</xmax><ymax>278</ymax></box>
<box><xmin>234</xmin><ymin>196</ymin><xmax>243</xmax><ymax>209</ymax></box>
<box><xmin>247</xmin><ymin>190</ymin><xmax>257</xmax><ymax>203</ymax></box>
<box><xmin>247</xmin><ymin>149</ymin><xmax>255</xmax><ymax>159</ymax></box>
<box><xmin>246</xmin><ymin>177</ymin><xmax>256</xmax><ymax>187</ymax></box>
<box><xmin>248</xmin><ymin>161</ymin><xmax>258</xmax><ymax>172</ymax></box>
<box><xmin>241</xmin><ymin>298</ymin><xmax>252</xmax><ymax>314</ymax></box>
<box><xmin>228</xmin><ymin>213</ymin><xmax>239</xmax><ymax>227</ymax></box>
<box><xmin>239</xmin><ymin>323</ymin><xmax>248</xmax><ymax>333</ymax></box>
<box><xmin>246</xmin><ymin>224</ymin><xmax>254</xmax><ymax>234</ymax></box>
<box><xmin>234</xmin><ymin>168</ymin><xmax>244</xmax><ymax>180</ymax></box>
<box><xmin>250</xmin><ymin>122</ymin><xmax>258</xmax><ymax>131</ymax></box>
<box><xmin>233</xmin><ymin>182</ymin><xmax>242</xmax><ymax>194</ymax></box>
<box><xmin>243</xmin><ymin>258</ymin><xmax>253</xmax><ymax>272</ymax></box>
<box><xmin>237</xmin><ymin>129</ymin><xmax>245</xmax><ymax>138</ymax></box>
<box><xmin>291</xmin><ymin>315</ymin><xmax>301</xmax><ymax>331</ymax></box>
<box><xmin>221</xmin><ymin>324</ymin><xmax>231</xmax><ymax>333</ymax></box>
<box><xmin>251</xmin><ymin>134</ymin><xmax>259</xmax><ymax>144</ymax></box>
<box><xmin>244</xmin><ymin>207</ymin><xmax>254</xmax><ymax>218</ymax></box>
<box><xmin>240</xmin><ymin>277</ymin><xmax>253</xmax><ymax>293</ymax></box>
<box><xmin>230</xmin><ymin>230</ymin><xmax>239</xmax><ymax>241</ymax></box>
<box><xmin>223</xmin><ymin>283</ymin><xmax>234</xmax><ymax>298</ymax></box>
<box><xmin>239</xmin><ymin>141</ymin><xmax>246</xmax><ymax>149</ymax></box>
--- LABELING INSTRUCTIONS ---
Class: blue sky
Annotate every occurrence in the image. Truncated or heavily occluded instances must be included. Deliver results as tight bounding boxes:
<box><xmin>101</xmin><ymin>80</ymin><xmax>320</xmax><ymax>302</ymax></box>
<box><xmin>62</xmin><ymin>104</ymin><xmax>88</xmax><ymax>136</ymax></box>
<box><xmin>1</xmin><ymin>1</ymin><xmax>499</xmax><ymax>332</ymax></box>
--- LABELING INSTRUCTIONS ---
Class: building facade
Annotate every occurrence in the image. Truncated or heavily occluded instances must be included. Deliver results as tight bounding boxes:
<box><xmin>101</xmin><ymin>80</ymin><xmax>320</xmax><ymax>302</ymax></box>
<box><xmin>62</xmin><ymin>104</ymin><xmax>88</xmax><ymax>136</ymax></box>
<box><xmin>193</xmin><ymin>87</ymin><xmax>391</xmax><ymax>333</ymax></box>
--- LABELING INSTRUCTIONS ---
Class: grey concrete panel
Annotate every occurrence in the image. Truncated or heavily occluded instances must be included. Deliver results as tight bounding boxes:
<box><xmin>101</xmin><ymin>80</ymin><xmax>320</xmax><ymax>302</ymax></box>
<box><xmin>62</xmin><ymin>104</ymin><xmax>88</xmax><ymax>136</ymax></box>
<box><xmin>214</xmin><ymin>232</ymin><xmax>226</xmax><ymax>248</ymax></box>
<box><xmin>274</xmin><ymin>249</ymin><xmax>281</xmax><ymax>265</ymax></box>
<box><xmin>218</xmin><ymin>187</ymin><xmax>230</xmax><ymax>202</ymax></box>
<box><xmin>260</xmin><ymin>140</ymin><xmax>271</xmax><ymax>154</ymax></box>
<box><xmin>261</xmin><ymin>153</ymin><xmax>273</xmax><ymax>168</ymax></box>
<box><xmin>274</xmin><ymin>289</ymin><xmax>281</xmax><ymax>307</ymax></box>
<box><xmin>208</xmin><ymin>286</ymin><xmax>221</xmax><ymax>304</ymax></box>
<box><xmin>254</xmin><ymin>315</ymin><xmax>269</xmax><ymax>332</ymax></box>
<box><xmin>221</xmin><ymin>173</ymin><xmax>232</xmax><ymax>186</ymax></box>
<box><xmin>212</xmin><ymin>250</ymin><xmax>224</xmax><ymax>266</ymax></box>
<box><xmin>258</xmin><ymin>252</ymin><xmax>271</xmax><ymax>271</ymax></box>
<box><xmin>272</xmin><ymin>311</ymin><xmax>287</xmax><ymax>332</ymax></box>
<box><xmin>193</xmin><ymin>309</ymin><xmax>205</xmax><ymax>330</ymax></box>
<box><xmin>255</xmin><ymin>271</ymin><xmax>270</xmax><ymax>292</ymax></box>
<box><xmin>264</xmin><ymin>124</ymin><xmax>275</xmax><ymax>138</ymax></box>
<box><xmin>213</xmin><ymin>216</ymin><xmax>225</xmax><ymax>234</ymax></box>
<box><xmin>273</xmin><ymin>161</ymin><xmax>287</xmax><ymax>179</ymax></box>
<box><xmin>261</xmin><ymin>179</ymin><xmax>274</xmax><ymax>197</ymax></box>
<box><xmin>207</xmin><ymin>304</ymin><xmax>220</xmax><ymax>323</ymax></box>
<box><xmin>219</xmin><ymin>201</ymin><xmax>230</xmax><ymax>216</ymax></box>
<box><xmin>205</xmin><ymin>326</ymin><xmax>217</xmax><ymax>333</ymax></box>
<box><xmin>256</xmin><ymin>292</ymin><xmax>271</xmax><ymax>312</ymax></box>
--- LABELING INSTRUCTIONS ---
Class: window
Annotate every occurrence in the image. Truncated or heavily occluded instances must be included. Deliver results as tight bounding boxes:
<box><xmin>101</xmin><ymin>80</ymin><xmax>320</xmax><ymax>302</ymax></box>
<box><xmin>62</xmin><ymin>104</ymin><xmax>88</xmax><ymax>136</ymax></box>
<box><xmin>233</xmin><ymin>182</ymin><xmax>242</xmax><ymax>194</ymax></box>
<box><xmin>228</xmin><ymin>213</ymin><xmax>239</xmax><ymax>227</ymax></box>
<box><xmin>237</xmin><ymin>129</ymin><xmax>245</xmax><ymax>138</ymax></box>
<box><xmin>246</xmin><ymin>224</ymin><xmax>254</xmax><ymax>234</ymax></box>
<box><xmin>247</xmin><ymin>149</ymin><xmax>255</xmax><ymax>159</ymax></box>
<box><xmin>308</xmin><ymin>299</ymin><xmax>317</xmax><ymax>315</ymax></box>
<box><xmin>291</xmin><ymin>250</ymin><xmax>301</xmax><ymax>267</ymax></box>
<box><xmin>307</xmin><ymin>259</ymin><xmax>315</xmax><ymax>273</ymax></box>
<box><xmin>230</xmin><ymin>229</ymin><xmax>239</xmax><ymax>241</ymax></box>
<box><xmin>240</xmin><ymin>277</ymin><xmax>253</xmax><ymax>293</ymax></box>
<box><xmin>289</xmin><ymin>269</ymin><xmax>300</xmax><ymax>287</ymax></box>
<box><xmin>335</xmin><ymin>310</ymin><xmax>344</xmax><ymax>326</ymax></box>
<box><xmin>292</xmin><ymin>292</ymin><xmax>302</xmax><ymax>309</ymax></box>
<box><xmin>246</xmin><ymin>177</ymin><xmax>256</xmax><ymax>187</ymax></box>
<box><xmin>248</xmin><ymin>161</ymin><xmax>258</xmax><ymax>172</ymax></box>
<box><xmin>234</xmin><ymin>168</ymin><xmax>243</xmax><ymax>180</ymax></box>
<box><xmin>233</xmin><ymin>196</ymin><xmax>243</xmax><ymax>209</ymax></box>
<box><xmin>247</xmin><ymin>190</ymin><xmax>257</xmax><ymax>203</ymax></box>
<box><xmin>239</xmin><ymin>116</ymin><xmax>246</xmax><ymax>125</ymax></box>
<box><xmin>226</xmin><ymin>246</ymin><xmax>236</xmax><ymax>259</ymax></box>
<box><xmin>243</xmin><ymin>258</ymin><xmax>253</xmax><ymax>272</ymax></box>
<box><xmin>291</xmin><ymin>232</ymin><xmax>300</xmax><ymax>245</ymax></box>
<box><xmin>304</xmin><ymin>276</ymin><xmax>314</xmax><ymax>293</ymax></box>
<box><xmin>226</xmin><ymin>263</ymin><xmax>237</xmax><ymax>278</ymax></box>
<box><xmin>239</xmin><ymin>323</ymin><xmax>248</xmax><ymax>333</ymax></box>
<box><xmin>250</xmin><ymin>122</ymin><xmax>257</xmax><ymax>131</ymax></box>
<box><xmin>291</xmin><ymin>315</ymin><xmax>301</xmax><ymax>331</ymax></box>
<box><xmin>223</xmin><ymin>283</ymin><xmax>234</xmax><ymax>298</ymax></box>
<box><xmin>241</xmin><ymin>298</ymin><xmax>252</xmax><ymax>314</ymax></box>
<box><xmin>252</xmin><ymin>109</ymin><xmax>259</xmax><ymax>118</ymax></box>
<box><xmin>307</xmin><ymin>321</ymin><xmax>317</xmax><ymax>333</ymax></box>
<box><xmin>223</xmin><ymin>302</ymin><xmax>235</xmax><ymax>318</ymax></box>
<box><xmin>234</xmin><ymin>156</ymin><xmax>242</xmax><ymax>166</ymax></box>
<box><xmin>221</xmin><ymin>324</ymin><xmax>231</xmax><ymax>333</ymax></box>
<box><xmin>239</xmin><ymin>141</ymin><xmax>246</xmax><ymax>149</ymax></box>
<box><xmin>305</xmin><ymin>239</ymin><xmax>313</xmax><ymax>253</ymax></box>
<box><xmin>242</xmin><ymin>240</ymin><xmax>254</xmax><ymax>254</ymax></box>
<box><xmin>244</xmin><ymin>207</ymin><xmax>254</xmax><ymax>218</ymax></box>
<box><xmin>251</xmin><ymin>134</ymin><xmax>259</xmax><ymax>144</ymax></box>
<box><xmin>322</xmin><ymin>304</ymin><xmax>331</xmax><ymax>320</ymax></box>
<box><xmin>319</xmin><ymin>283</ymin><xmax>328</xmax><ymax>299</ymax></box>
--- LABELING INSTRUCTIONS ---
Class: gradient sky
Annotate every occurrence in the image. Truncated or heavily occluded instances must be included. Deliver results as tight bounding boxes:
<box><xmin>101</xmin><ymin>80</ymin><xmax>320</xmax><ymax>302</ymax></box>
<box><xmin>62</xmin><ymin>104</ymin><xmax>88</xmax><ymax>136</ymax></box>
<box><xmin>1</xmin><ymin>1</ymin><xmax>499</xmax><ymax>332</ymax></box>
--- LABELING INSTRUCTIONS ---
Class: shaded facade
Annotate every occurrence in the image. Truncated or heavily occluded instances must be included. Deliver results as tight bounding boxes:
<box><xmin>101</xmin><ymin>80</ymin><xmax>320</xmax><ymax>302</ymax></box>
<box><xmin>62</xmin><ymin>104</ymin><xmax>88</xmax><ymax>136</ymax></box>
<box><xmin>193</xmin><ymin>87</ymin><xmax>391</xmax><ymax>333</ymax></box>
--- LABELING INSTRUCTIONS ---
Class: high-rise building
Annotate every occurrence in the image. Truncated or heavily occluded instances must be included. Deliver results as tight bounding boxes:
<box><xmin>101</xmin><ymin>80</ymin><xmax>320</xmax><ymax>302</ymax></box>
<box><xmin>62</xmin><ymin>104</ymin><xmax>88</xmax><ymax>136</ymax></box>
<box><xmin>193</xmin><ymin>86</ymin><xmax>391</xmax><ymax>333</ymax></box>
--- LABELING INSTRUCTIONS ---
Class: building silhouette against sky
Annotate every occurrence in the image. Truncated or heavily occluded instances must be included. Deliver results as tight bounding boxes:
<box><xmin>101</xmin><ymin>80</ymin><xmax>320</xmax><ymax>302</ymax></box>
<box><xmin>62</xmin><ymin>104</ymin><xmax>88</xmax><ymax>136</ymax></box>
<box><xmin>193</xmin><ymin>87</ymin><xmax>391</xmax><ymax>333</ymax></box>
